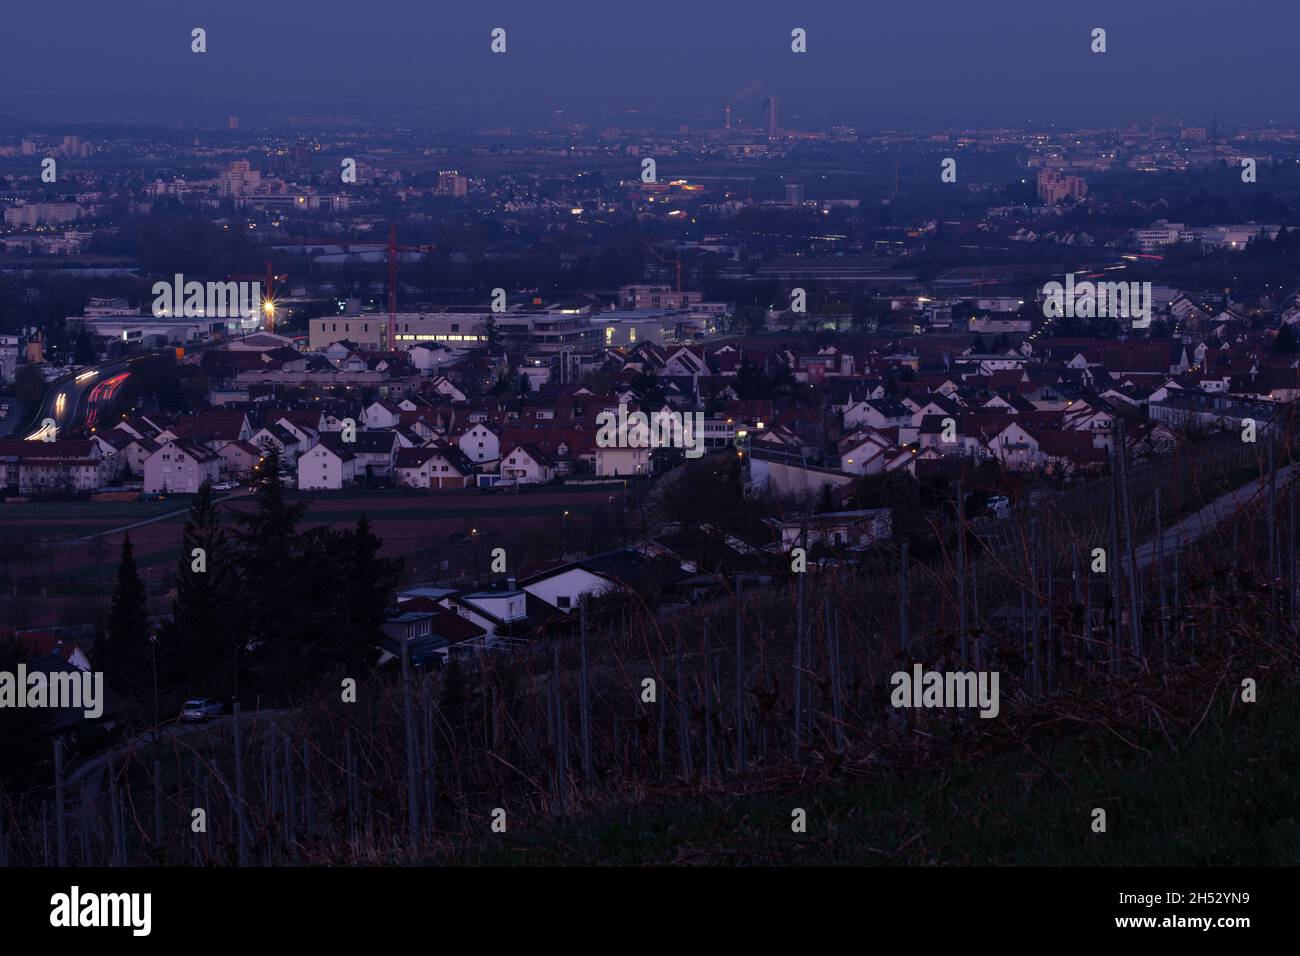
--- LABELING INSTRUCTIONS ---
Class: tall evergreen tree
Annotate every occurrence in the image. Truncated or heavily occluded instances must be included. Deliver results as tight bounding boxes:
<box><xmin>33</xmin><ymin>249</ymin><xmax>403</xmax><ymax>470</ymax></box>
<box><xmin>233</xmin><ymin>447</ymin><xmax>307</xmax><ymax>699</ymax></box>
<box><xmin>101</xmin><ymin>533</ymin><xmax>155</xmax><ymax>712</ymax></box>
<box><xmin>172</xmin><ymin>481</ymin><xmax>237</xmax><ymax>696</ymax></box>
<box><xmin>339</xmin><ymin>516</ymin><xmax>403</xmax><ymax>675</ymax></box>
<box><xmin>296</xmin><ymin>518</ymin><xmax>402</xmax><ymax>683</ymax></box>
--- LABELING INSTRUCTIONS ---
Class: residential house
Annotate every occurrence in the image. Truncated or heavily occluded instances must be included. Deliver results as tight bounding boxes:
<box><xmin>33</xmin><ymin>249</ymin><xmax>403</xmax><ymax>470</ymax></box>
<box><xmin>360</xmin><ymin>401</ymin><xmax>402</xmax><ymax>430</ymax></box>
<box><xmin>838</xmin><ymin>431</ymin><xmax>894</xmax><ymax>476</ymax></box>
<box><xmin>595</xmin><ymin>445</ymin><xmax>651</xmax><ymax>477</ymax></box>
<box><xmin>296</xmin><ymin>434</ymin><xmax>357</xmax><ymax>490</ymax></box>
<box><xmin>249</xmin><ymin>422</ymin><xmax>304</xmax><ymax>464</ymax></box>
<box><xmin>990</xmin><ymin>421</ymin><xmax>1041</xmax><ymax>472</ymax></box>
<box><xmin>143</xmin><ymin>438</ymin><xmax>222</xmax><ymax>494</ymax></box>
<box><xmin>518</xmin><ymin>549</ymin><xmax>690</xmax><ymax>612</ymax></box>
<box><xmin>17</xmin><ymin>448</ymin><xmax>104</xmax><ymax>494</ymax></box>
<box><xmin>218</xmin><ymin>440</ymin><xmax>263</xmax><ymax>480</ymax></box>
<box><xmin>772</xmin><ymin>509</ymin><xmax>893</xmax><ymax>550</ymax></box>
<box><xmin>844</xmin><ymin>398</ymin><xmax>911</xmax><ymax>431</ymax></box>
<box><xmin>500</xmin><ymin>444</ymin><xmax>555</xmax><ymax>485</ymax></box>
<box><xmin>105</xmin><ymin>428</ymin><xmax>158</xmax><ymax>476</ymax></box>
<box><xmin>394</xmin><ymin>443</ymin><xmax>475</xmax><ymax>489</ymax></box>
<box><xmin>347</xmin><ymin>430</ymin><xmax>399</xmax><ymax>479</ymax></box>
<box><xmin>428</xmin><ymin>375</ymin><xmax>467</xmax><ymax>402</ymax></box>
<box><xmin>457</xmin><ymin>422</ymin><xmax>502</xmax><ymax>467</ymax></box>
<box><xmin>379</xmin><ymin>607</ymin><xmax>488</xmax><ymax>665</ymax></box>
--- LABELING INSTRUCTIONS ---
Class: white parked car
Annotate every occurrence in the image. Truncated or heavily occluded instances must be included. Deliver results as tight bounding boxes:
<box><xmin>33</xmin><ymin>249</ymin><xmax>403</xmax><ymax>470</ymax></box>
<box><xmin>211</xmin><ymin>481</ymin><xmax>237</xmax><ymax>492</ymax></box>
<box><xmin>180</xmin><ymin>698</ymin><xmax>224</xmax><ymax>722</ymax></box>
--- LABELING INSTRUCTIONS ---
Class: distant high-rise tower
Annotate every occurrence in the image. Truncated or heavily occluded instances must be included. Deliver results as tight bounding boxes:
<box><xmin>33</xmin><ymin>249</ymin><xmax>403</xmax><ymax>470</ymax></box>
<box><xmin>762</xmin><ymin>96</ymin><xmax>778</xmax><ymax>137</ymax></box>
<box><xmin>724</xmin><ymin>104</ymin><xmax>732</xmax><ymax>129</ymax></box>
<box><xmin>219</xmin><ymin>159</ymin><xmax>261</xmax><ymax>198</ymax></box>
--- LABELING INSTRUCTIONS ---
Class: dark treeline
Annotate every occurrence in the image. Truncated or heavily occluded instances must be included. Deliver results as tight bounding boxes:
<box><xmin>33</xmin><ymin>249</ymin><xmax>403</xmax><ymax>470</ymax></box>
<box><xmin>95</xmin><ymin>446</ymin><xmax>402</xmax><ymax>722</ymax></box>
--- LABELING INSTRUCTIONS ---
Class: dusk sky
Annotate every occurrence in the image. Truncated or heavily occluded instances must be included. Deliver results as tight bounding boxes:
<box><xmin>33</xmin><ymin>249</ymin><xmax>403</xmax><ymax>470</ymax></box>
<box><xmin>1</xmin><ymin>0</ymin><xmax>1296</xmax><ymax>124</ymax></box>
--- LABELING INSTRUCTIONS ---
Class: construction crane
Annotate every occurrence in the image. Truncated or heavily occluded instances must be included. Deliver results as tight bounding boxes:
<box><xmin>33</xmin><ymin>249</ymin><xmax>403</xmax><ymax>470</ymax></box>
<box><xmin>225</xmin><ymin>260</ymin><xmax>288</xmax><ymax>332</ymax></box>
<box><xmin>385</xmin><ymin>225</ymin><xmax>436</xmax><ymax>351</ymax></box>
<box><xmin>643</xmin><ymin>241</ymin><xmax>682</xmax><ymax>294</ymax></box>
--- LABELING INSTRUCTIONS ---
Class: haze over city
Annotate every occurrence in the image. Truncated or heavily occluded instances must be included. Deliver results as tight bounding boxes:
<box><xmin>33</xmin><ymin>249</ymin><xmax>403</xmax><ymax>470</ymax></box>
<box><xmin>2</xmin><ymin>0</ymin><xmax>1298</xmax><ymax>125</ymax></box>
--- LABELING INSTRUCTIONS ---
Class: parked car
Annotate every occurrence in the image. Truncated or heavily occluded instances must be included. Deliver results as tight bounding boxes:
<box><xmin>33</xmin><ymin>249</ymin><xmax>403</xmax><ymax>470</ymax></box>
<box><xmin>211</xmin><ymin>481</ymin><xmax>237</xmax><ymax>492</ymax></box>
<box><xmin>180</xmin><ymin>698</ymin><xmax>224</xmax><ymax>722</ymax></box>
<box><xmin>986</xmin><ymin>495</ymin><xmax>1012</xmax><ymax>519</ymax></box>
<box><xmin>137</xmin><ymin>491</ymin><xmax>166</xmax><ymax>502</ymax></box>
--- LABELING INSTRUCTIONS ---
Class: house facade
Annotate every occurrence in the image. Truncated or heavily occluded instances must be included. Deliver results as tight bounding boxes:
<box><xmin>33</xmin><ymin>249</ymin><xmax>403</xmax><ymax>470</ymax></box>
<box><xmin>500</xmin><ymin>444</ymin><xmax>554</xmax><ymax>484</ymax></box>
<box><xmin>143</xmin><ymin>438</ymin><xmax>222</xmax><ymax>493</ymax></box>
<box><xmin>296</xmin><ymin>439</ymin><xmax>356</xmax><ymax>490</ymax></box>
<box><xmin>394</xmin><ymin>444</ymin><xmax>475</xmax><ymax>489</ymax></box>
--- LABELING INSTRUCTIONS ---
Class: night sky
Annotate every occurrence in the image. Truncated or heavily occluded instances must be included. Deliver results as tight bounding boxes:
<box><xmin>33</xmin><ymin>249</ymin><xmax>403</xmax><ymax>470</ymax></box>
<box><xmin>1</xmin><ymin>0</ymin><xmax>1296</xmax><ymax>125</ymax></box>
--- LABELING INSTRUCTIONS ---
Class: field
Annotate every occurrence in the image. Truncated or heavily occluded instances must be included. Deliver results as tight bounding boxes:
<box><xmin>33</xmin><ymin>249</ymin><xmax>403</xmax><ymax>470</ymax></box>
<box><xmin>0</xmin><ymin>484</ymin><xmax>629</xmax><ymax>616</ymax></box>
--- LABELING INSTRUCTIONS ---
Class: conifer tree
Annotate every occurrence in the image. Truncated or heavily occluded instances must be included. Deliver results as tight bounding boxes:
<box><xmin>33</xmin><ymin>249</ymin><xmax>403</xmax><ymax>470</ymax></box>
<box><xmin>233</xmin><ymin>446</ymin><xmax>307</xmax><ymax>699</ymax></box>
<box><xmin>173</xmin><ymin>480</ymin><xmax>237</xmax><ymax>696</ymax></box>
<box><xmin>101</xmin><ymin>533</ymin><xmax>154</xmax><ymax>710</ymax></box>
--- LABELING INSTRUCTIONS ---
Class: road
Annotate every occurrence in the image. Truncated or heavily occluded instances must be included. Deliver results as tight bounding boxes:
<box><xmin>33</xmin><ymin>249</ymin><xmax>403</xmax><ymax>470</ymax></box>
<box><xmin>1129</xmin><ymin>463</ymin><xmax>1298</xmax><ymax>573</ymax></box>
<box><xmin>24</xmin><ymin>360</ymin><xmax>128</xmax><ymax>440</ymax></box>
<box><xmin>63</xmin><ymin>708</ymin><xmax>282</xmax><ymax>844</ymax></box>
<box><xmin>65</xmin><ymin>709</ymin><xmax>278</xmax><ymax>790</ymax></box>
<box><xmin>54</xmin><ymin>487</ymin><xmax>249</xmax><ymax>548</ymax></box>
<box><xmin>83</xmin><ymin>371</ymin><xmax>131</xmax><ymax>431</ymax></box>
<box><xmin>23</xmin><ymin>350</ymin><xmax>174</xmax><ymax>441</ymax></box>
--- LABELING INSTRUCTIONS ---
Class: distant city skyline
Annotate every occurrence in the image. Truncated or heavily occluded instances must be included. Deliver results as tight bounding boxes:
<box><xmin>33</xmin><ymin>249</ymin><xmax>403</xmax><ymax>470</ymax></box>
<box><xmin>1</xmin><ymin>0</ymin><xmax>1298</xmax><ymax>126</ymax></box>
